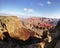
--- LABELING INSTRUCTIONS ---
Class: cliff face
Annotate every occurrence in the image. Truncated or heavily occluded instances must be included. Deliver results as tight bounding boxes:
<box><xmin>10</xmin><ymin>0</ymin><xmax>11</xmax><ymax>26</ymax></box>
<box><xmin>0</xmin><ymin>16</ymin><xmax>31</xmax><ymax>41</ymax></box>
<box><xmin>0</xmin><ymin>16</ymin><xmax>59</xmax><ymax>48</ymax></box>
<box><xmin>0</xmin><ymin>16</ymin><xmax>45</xmax><ymax>48</ymax></box>
<box><xmin>0</xmin><ymin>16</ymin><xmax>47</xmax><ymax>48</ymax></box>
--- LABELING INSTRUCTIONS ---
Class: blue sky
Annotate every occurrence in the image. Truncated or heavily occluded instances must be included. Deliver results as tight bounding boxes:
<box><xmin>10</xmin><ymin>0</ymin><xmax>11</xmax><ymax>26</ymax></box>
<box><xmin>0</xmin><ymin>0</ymin><xmax>60</xmax><ymax>18</ymax></box>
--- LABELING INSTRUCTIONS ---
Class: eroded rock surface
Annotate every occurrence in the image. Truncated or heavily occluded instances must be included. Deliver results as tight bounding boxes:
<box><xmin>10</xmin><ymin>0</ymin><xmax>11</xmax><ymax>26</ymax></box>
<box><xmin>0</xmin><ymin>16</ymin><xmax>58</xmax><ymax>48</ymax></box>
<box><xmin>0</xmin><ymin>16</ymin><xmax>31</xmax><ymax>41</ymax></box>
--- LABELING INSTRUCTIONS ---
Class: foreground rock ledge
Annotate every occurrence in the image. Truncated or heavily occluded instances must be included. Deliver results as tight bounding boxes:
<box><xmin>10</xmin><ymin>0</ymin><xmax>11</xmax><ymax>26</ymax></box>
<box><xmin>0</xmin><ymin>16</ymin><xmax>31</xmax><ymax>41</ymax></box>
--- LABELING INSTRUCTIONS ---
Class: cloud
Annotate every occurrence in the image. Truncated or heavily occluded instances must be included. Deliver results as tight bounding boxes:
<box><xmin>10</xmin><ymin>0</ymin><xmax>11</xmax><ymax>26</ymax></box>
<box><xmin>0</xmin><ymin>10</ymin><xmax>24</xmax><ymax>16</ymax></box>
<box><xmin>24</xmin><ymin>8</ymin><xmax>27</xmax><ymax>11</ymax></box>
<box><xmin>47</xmin><ymin>1</ymin><xmax>52</xmax><ymax>4</ymax></box>
<box><xmin>24</xmin><ymin>8</ymin><xmax>33</xmax><ymax>12</ymax></box>
<box><xmin>51</xmin><ymin>13</ymin><xmax>60</xmax><ymax>19</ymax></box>
<box><xmin>38</xmin><ymin>3</ymin><xmax>44</xmax><ymax>6</ymax></box>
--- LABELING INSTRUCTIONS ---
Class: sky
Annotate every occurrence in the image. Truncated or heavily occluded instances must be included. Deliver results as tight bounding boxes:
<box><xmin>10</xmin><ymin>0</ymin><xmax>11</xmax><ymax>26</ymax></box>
<box><xmin>0</xmin><ymin>0</ymin><xmax>60</xmax><ymax>18</ymax></box>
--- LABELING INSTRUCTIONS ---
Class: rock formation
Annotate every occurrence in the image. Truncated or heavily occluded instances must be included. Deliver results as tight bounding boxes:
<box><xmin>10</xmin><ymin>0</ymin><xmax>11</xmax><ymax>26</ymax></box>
<box><xmin>0</xmin><ymin>16</ymin><xmax>31</xmax><ymax>41</ymax></box>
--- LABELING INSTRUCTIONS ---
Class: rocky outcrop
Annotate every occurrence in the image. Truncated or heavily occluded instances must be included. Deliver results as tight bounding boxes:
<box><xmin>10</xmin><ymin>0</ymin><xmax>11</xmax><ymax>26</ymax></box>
<box><xmin>0</xmin><ymin>16</ymin><xmax>31</xmax><ymax>41</ymax></box>
<box><xmin>0</xmin><ymin>16</ymin><xmax>58</xmax><ymax>48</ymax></box>
<box><xmin>0</xmin><ymin>16</ymin><xmax>44</xmax><ymax>41</ymax></box>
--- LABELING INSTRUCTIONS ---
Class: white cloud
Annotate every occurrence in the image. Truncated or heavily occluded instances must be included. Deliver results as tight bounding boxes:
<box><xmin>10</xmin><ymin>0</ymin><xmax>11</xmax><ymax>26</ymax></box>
<box><xmin>28</xmin><ymin>8</ymin><xmax>33</xmax><ymax>12</ymax></box>
<box><xmin>24</xmin><ymin>8</ymin><xmax>33</xmax><ymax>12</ymax></box>
<box><xmin>38</xmin><ymin>3</ymin><xmax>44</xmax><ymax>6</ymax></box>
<box><xmin>47</xmin><ymin>1</ymin><xmax>52</xmax><ymax>4</ymax></box>
<box><xmin>0</xmin><ymin>10</ymin><xmax>39</xmax><ymax>18</ymax></box>
<box><xmin>51</xmin><ymin>14</ymin><xmax>60</xmax><ymax>19</ymax></box>
<box><xmin>24</xmin><ymin>8</ymin><xmax>27</xmax><ymax>11</ymax></box>
<box><xmin>0</xmin><ymin>10</ymin><xmax>24</xmax><ymax>16</ymax></box>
